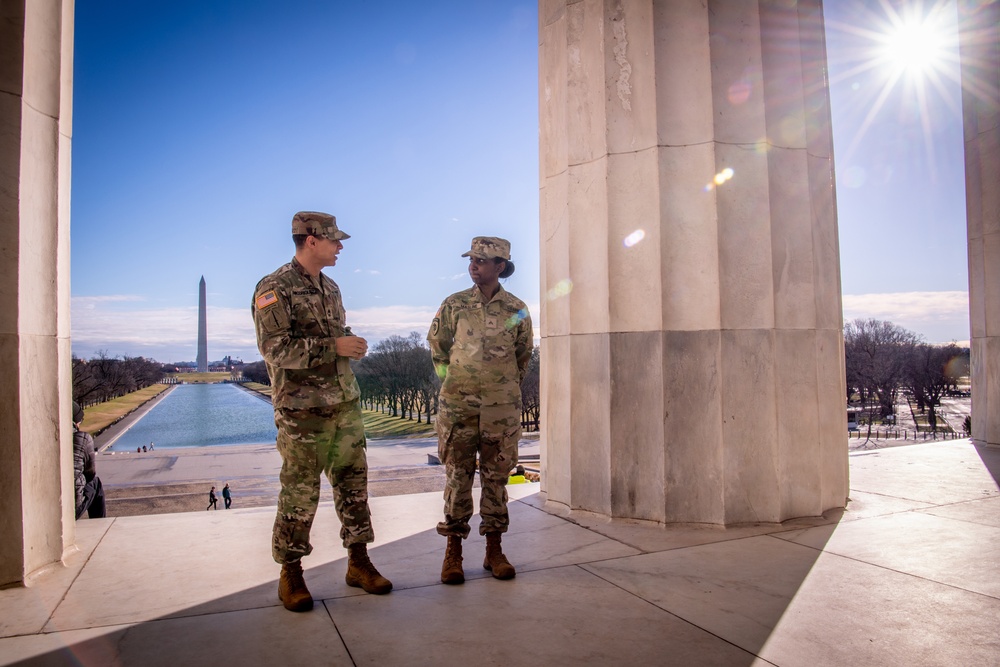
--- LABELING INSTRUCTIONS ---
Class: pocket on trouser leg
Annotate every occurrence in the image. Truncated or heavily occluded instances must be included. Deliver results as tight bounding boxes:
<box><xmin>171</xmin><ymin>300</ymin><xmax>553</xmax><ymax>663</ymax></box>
<box><xmin>272</xmin><ymin>515</ymin><xmax>314</xmax><ymax>563</ymax></box>
<box><xmin>478</xmin><ymin>404</ymin><xmax>521</xmax><ymax>476</ymax></box>
<box><xmin>436</xmin><ymin>413</ymin><xmax>454</xmax><ymax>465</ymax></box>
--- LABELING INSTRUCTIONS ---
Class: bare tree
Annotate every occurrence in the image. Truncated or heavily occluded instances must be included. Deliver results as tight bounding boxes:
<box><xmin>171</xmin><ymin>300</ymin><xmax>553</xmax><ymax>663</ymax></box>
<box><xmin>844</xmin><ymin>319</ymin><xmax>920</xmax><ymax>443</ymax></box>
<box><xmin>240</xmin><ymin>360</ymin><xmax>271</xmax><ymax>385</ymax></box>
<box><xmin>354</xmin><ymin>332</ymin><xmax>441</xmax><ymax>423</ymax></box>
<box><xmin>520</xmin><ymin>346</ymin><xmax>540</xmax><ymax>430</ymax></box>
<box><xmin>358</xmin><ymin>335</ymin><xmax>410</xmax><ymax>418</ymax></box>
<box><xmin>72</xmin><ymin>352</ymin><xmax>165</xmax><ymax>405</ymax></box>
<box><xmin>72</xmin><ymin>356</ymin><xmax>102</xmax><ymax>405</ymax></box>
<box><xmin>906</xmin><ymin>343</ymin><xmax>965</xmax><ymax>433</ymax></box>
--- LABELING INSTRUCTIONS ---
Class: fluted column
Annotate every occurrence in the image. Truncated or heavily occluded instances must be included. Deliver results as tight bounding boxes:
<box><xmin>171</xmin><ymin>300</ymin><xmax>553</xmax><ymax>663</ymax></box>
<box><xmin>539</xmin><ymin>0</ymin><xmax>848</xmax><ymax>524</ymax></box>
<box><xmin>959</xmin><ymin>1</ymin><xmax>1000</xmax><ymax>448</ymax></box>
<box><xmin>0</xmin><ymin>0</ymin><xmax>75</xmax><ymax>586</ymax></box>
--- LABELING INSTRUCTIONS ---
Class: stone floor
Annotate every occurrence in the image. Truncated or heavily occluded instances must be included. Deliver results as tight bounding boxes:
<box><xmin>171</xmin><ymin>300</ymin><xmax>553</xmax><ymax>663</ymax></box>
<box><xmin>1</xmin><ymin>440</ymin><xmax>998</xmax><ymax>666</ymax></box>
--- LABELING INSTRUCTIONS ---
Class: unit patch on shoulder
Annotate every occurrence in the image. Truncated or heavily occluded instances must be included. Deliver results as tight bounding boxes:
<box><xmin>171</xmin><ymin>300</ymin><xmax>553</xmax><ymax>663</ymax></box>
<box><xmin>255</xmin><ymin>290</ymin><xmax>279</xmax><ymax>310</ymax></box>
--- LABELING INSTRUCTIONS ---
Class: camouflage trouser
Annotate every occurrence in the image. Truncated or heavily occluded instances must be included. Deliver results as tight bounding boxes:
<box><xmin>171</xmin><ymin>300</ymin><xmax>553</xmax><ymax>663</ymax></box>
<box><xmin>436</xmin><ymin>402</ymin><xmax>521</xmax><ymax>539</ymax></box>
<box><xmin>272</xmin><ymin>400</ymin><xmax>373</xmax><ymax>563</ymax></box>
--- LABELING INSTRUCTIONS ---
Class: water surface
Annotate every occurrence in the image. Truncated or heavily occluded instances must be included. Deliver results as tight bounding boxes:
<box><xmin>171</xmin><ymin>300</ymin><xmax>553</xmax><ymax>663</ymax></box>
<box><xmin>110</xmin><ymin>383</ymin><xmax>277</xmax><ymax>450</ymax></box>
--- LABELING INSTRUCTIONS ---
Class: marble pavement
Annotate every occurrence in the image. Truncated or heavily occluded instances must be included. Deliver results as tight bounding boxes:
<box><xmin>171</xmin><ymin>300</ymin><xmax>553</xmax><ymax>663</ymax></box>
<box><xmin>1</xmin><ymin>440</ymin><xmax>997</xmax><ymax>666</ymax></box>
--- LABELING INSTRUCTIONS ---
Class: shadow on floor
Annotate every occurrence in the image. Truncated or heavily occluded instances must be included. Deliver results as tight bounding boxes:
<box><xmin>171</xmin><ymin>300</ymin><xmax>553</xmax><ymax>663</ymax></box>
<box><xmin>9</xmin><ymin>494</ymin><xmax>842</xmax><ymax>667</ymax></box>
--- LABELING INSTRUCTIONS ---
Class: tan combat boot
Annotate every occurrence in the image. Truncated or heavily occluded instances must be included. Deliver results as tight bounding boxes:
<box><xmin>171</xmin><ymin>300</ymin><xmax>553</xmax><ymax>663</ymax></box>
<box><xmin>483</xmin><ymin>532</ymin><xmax>516</xmax><ymax>580</ymax></box>
<box><xmin>345</xmin><ymin>543</ymin><xmax>393</xmax><ymax>594</ymax></box>
<box><xmin>278</xmin><ymin>560</ymin><xmax>313</xmax><ymax>612</ymax></box>
<box><xmin>441</xmin><ymin>535</ymin><xmax>465</xmax><ymax>585</ymax></box>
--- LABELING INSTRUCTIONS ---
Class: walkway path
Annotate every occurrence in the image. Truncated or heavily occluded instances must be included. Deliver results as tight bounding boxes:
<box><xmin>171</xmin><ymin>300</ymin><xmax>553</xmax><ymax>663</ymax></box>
<box><xmin>99</xmin><ymin>436</ymin><xmax>540</xmax><ymax>517</ymax></box>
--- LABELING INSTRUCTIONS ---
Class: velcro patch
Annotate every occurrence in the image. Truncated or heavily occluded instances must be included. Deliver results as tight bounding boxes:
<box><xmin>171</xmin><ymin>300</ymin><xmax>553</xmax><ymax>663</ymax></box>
<box><xmin>255</xmin><ymin>290</ymin><xmax>279</xmax><ymax>310</ymax></box>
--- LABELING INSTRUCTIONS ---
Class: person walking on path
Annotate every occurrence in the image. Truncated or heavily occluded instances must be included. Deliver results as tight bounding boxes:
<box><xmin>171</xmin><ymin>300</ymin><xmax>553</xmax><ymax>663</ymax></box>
<box><xmin>427</xmin><ymin>236</ymin><xmax>533</xmax><ymax>585</ymax></box>
<box><xmin>222</xmin><ymin>483</ymin><xmax>232</xmax><ymax>509</ymax></box>
<box><xmin>73</xmin><ymin>402</ymin><xmax>107</xmax><ymax>520</ymax></box>
<box><xmin>207</xmin><ymin>486</ymin><xmax>218</xmax><ymax>510</ymax></box>
<box><xmin>252</xmin><ymin>210</ymin><xmax>392</xmax><ymax>613</ymax></box>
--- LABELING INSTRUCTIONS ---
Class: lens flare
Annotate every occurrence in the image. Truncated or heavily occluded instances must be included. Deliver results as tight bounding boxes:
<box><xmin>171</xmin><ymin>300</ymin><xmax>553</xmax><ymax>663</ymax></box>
<box><xmin>704</xmin><ymin>167</ymin><xmax>735</xmax><ymax>191</ymax></box>
<box><xmin>728</xmin><ymin>79</ymin><xmax>751</xmax><ymax>105</ymax></box>
<box><xmin>623</xmin><ymin>229</ymin><xmax>646</xmax><ymax>248</ymax></box>
<box><xmin>505</xmin><ymin>308</ymin><xmax>529</xmax><ymax>329</ymax></box>
<box><xmin>546</xmin><ymin>279</ymin><xmax>573</xmax><ymax>301</ymax></box>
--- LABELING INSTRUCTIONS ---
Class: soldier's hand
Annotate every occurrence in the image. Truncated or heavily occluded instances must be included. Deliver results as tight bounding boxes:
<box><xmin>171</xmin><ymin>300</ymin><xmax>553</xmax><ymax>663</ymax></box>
<box><xmin>335</xmin><ymin>335</ymin><xmax>368</xmax><ymax>360</ymax></box>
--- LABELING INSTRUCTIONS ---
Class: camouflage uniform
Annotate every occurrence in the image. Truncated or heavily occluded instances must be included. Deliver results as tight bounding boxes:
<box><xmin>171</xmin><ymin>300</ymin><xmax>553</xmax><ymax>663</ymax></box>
<box><xmin>428</xmin><ymin>277</ymin><xmax>533</xmax><ymax>539</ymax></box>
<box><xmin>253</xmin><ymin>252</ymin><xmax>373</xmax><ymax>564</ymax></box>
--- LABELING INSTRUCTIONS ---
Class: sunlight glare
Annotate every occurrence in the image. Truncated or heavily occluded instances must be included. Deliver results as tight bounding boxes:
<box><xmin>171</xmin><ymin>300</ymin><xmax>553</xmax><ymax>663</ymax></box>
<box><xmin>546</xmin><ymin>279</ymin><xmax>573</xmax><ymax>301</ymax></box>
<box><xmin>623</xmin><ymin>229</ymin><xmax>645</xmax><ymax>248</ymax></box>
<box><xmin>704</xmin><ymin>167</ymin><xmax>735</xmax><ymax>192</ymax></box>
<box><xmin>826</xmin><ymin>1</ymin><xmax>962</xmax><ymax>168</ymax></box>
<box><xmin>882</xmin><ymin>19</ymin><xmax>947</xmax><ymax>76</ymax></box>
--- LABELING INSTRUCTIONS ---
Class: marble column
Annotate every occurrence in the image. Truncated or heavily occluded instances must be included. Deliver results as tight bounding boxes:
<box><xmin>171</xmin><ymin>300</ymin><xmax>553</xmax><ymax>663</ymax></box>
<box><xmin>539</xmin><ymin>0</ymin><xmax>848</xmax><ymax>524</ymax></box>
<box><xmin>0</xmin><ymin>0</ymin><xmax>75</xmax><ymax>586</ymax></box>
<box><xmin>959</xmin><ymin>1</ymin><xmax>1000</xmax><ymax>448</ymax></box>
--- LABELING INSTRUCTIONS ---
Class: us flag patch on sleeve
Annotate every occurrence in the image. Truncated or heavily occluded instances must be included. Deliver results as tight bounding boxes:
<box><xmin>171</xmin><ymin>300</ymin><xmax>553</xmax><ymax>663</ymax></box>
<box><xmin>255</xmin><ymin>290</ymin><xmax>278</xmax><ymax>310</ymax></box>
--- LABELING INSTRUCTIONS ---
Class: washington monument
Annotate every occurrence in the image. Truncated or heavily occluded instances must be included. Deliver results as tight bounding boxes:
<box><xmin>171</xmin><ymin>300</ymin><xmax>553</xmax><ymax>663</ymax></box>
<box><xmin>197</xmin><ymin>276</ymin><xmax>208</xmax><ymax>372</ymax></box>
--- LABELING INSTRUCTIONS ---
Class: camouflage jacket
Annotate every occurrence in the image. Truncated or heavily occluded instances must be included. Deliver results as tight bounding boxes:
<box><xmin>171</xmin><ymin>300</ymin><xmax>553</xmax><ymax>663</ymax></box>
<box><xmin>252</xmin><ymin>257</ymin><xmax>360</xmax><ymax>409</ymax></box>
<box><xmin>427</xmin><ymin>285</ymin><xmax>533</xmax><ymax>408</ymax></box>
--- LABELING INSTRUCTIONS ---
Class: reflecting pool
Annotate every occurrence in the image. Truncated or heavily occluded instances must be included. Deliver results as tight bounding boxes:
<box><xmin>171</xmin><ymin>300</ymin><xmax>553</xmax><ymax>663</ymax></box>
<box><xmin>109</xmin><ymin>383</ymin><xmax>277</xmax><ymax>450</ymax></box>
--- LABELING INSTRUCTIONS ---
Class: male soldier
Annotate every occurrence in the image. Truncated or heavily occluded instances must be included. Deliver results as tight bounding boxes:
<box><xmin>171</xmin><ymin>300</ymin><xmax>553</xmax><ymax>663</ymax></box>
<box><xmin>252</xmin><ymin>211</ymin><xmax>391</xmax><ymax>613</ymax></box>
<box><xmin>427</xmin><ymin>236</ymin><xmax>533</xmax><ymax>584</ymax></box>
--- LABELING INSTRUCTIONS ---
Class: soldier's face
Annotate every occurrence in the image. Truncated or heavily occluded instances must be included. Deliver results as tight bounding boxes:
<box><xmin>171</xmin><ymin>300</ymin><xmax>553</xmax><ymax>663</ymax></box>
<box><xmin>469</xmin><ymin>256</ymin><xmax>503</xmax><ymax>285</ymax></box>
<box><xmin>310</xmin><ymin>236</ymin><xmax>343</xmax><ymax>268</ymax></box>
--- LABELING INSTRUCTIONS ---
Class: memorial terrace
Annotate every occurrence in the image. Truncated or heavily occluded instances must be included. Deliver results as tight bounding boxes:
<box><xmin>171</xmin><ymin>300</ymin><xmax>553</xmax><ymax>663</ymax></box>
<box><xmin>2</xmin><ymin>439</ymin><xmax>998</xmax><ymax>666</ymax></box>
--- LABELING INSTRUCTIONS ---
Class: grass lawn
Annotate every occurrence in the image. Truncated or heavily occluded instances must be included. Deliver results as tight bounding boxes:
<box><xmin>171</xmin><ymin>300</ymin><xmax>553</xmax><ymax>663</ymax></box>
<box><xmin>363</xmin><ymin>409</ymin><xmax>435</xmax><ymax>439</ymax></box>
<box><xmin>240</xmin><ymin>383</ymin><xmax>433</xmax><ymax>438</ymax></box>
<box><xmin>243</xmin><ymin>382</ymin><xmax>272</xmax><ymax>396</ymax></box>
<box><xmin>81</xmin><ymin>384</ymin><xmax>171</xmax><ymax>434</ymax></box>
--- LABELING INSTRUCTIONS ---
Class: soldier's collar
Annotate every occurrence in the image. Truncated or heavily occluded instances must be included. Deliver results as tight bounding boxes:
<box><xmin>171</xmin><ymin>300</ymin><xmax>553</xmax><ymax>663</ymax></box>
<box><xmin>291</xmin><ymin>257</ymin><xmax>324</xmax><ymax>283</ymax></box>
<box><xmin>471</xmin><ymin>283</ymin><xmax>505</xmax><ymax>303</ymax></box>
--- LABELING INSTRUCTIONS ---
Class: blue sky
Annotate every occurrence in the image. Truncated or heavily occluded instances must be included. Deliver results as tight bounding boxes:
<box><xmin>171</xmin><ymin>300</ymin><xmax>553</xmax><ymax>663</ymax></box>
<box><xmin>71</xmin><ymin>1</ymin><xmax>971</xmax><ymax>364</ymax></box>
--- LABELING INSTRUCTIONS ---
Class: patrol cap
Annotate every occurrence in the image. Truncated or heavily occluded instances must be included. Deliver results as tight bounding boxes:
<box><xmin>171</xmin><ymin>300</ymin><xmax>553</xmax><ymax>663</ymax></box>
<box><xmin>461</xmin><ymin>236</ymin><xmax>510</xmax><ymax>261</ymax></box>
<box><xmin>291</xmin><ymin>211</ymin><xmax>350</xmax><ymax>240</ymax></box>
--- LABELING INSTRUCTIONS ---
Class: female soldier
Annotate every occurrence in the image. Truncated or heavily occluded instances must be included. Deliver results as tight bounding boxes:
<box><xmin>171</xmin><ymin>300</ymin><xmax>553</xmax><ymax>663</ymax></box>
<box><xmin>427</xmin><ymin>236</ymin><xmax>533</xmax><ymax>584</ymax></box>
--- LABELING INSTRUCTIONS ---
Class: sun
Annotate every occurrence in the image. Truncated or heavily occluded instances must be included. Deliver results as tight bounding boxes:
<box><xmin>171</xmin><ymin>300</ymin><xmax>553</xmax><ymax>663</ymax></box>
<box><xmin>878</xmin><ymin>10</ymin><xmax>952</xmax><ymax>78</ymax></box>
<box><xmin>824</xmin><ymin>0</ymin><xmax>963</xmax><ymax>164</ymax></box>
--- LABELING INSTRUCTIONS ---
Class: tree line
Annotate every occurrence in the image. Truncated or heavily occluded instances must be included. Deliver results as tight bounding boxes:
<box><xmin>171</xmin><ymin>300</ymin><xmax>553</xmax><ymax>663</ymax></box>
<box><xmin>844</xmin><ymin>318</ymin><xmax>969</xmax><ymax>433</ymax></box>
<box><xmin>76</xmin><ymin>318</ymin><xmax>961</xmax><ymax>436</ymax></box>
<box><xmin>72</xmin><ymin>352</ymin><xmax>169</xmax><ymax>407</ymax></box>
<box><xmin>241</xmin><ymin>332</ymin><xmax>542</xmax><ymax>430</ymax></box>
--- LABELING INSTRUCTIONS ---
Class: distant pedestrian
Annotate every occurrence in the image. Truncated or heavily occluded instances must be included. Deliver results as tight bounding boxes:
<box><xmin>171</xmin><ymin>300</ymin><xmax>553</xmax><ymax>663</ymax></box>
<box><xmin>149</xmin><ymin>441</ymin><xmax>154</xmax><ymax>451</ymax></box>
<box><xmin>142</xmin><ymin>445</ymin><xmax>147</xmax><ymax>453</ymax></box>
<box><xmin>222</xmin><ymin>483</ymin><xmax>232</xmax><ymax>509</ymax></box>
<box><xmin>137</xmin><ymin>447</ymin><xmax>141</xmax><ymax>454</ymax></box>
<box><xmin>207</xmin><ymin>486</ymin><xmax>218</xmax><ymax>510</ymax></box>
<box><xmin>72</xmin><ymin>402</ymin><xmax>106</xmax><ymax>520</ymax></box>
